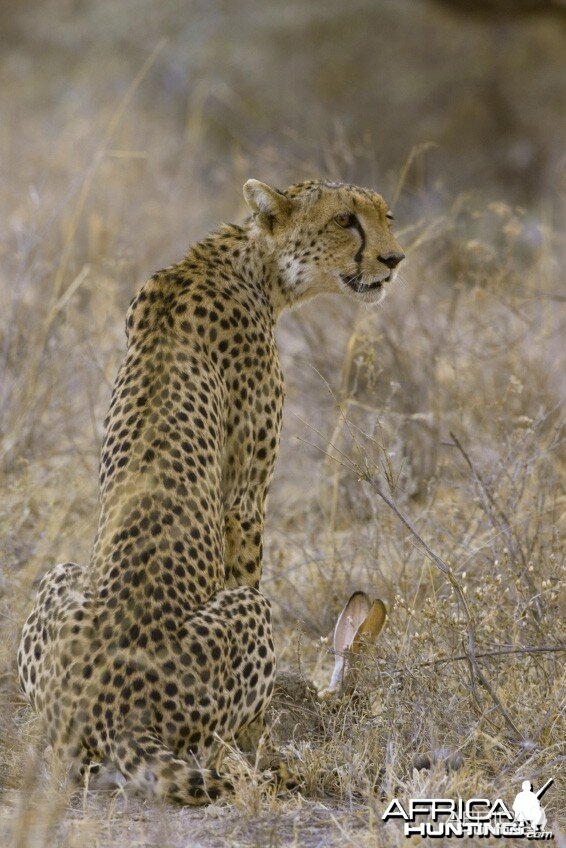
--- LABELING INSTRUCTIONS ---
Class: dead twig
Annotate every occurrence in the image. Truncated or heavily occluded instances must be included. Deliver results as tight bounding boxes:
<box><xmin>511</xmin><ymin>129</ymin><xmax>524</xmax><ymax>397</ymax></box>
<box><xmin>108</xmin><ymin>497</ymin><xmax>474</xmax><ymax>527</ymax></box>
<box><xmin>361</xmin><ymin>473</ymin><xmax>528</xmax><ymax>742</ymax></box>
<box><xmin>419</xmin><ymin>644</ymin><xmax>566</xmax><ymax>668</ymax></box>
<box><xmin>449</xmin><ymin>429</ymin><xmax>543</xmax><ymax>621</ymax></box>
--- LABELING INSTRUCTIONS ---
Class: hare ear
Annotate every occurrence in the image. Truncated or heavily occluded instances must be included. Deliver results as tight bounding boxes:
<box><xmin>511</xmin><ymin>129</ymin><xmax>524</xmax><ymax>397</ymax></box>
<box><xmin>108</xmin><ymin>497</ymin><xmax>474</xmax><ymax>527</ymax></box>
<box><xmin>351</xmin><ymin>599</ymin><xmax>387</xmax><ymax>654</ymax></box>
<box><xmin>323</xmin><ymin>592</ymin><xmax>371</xmax><ymax>695</ymax></box>
<box><xmin>333</xmin><ymin>592</ymin><xmax>372</xmax><ymax>654</ymax></box>
<box><xmin>243</xmin><ymin>179</ymin><xmax>293</xmax><ymax>231</ymax></box>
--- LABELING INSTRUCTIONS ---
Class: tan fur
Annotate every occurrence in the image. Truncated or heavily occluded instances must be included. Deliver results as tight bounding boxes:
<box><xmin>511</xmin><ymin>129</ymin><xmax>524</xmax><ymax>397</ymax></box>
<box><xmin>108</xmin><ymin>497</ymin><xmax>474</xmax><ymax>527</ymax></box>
<box><xmin>18</xmin><ymin>180</ymin><xmax>404</xmax><ymax>804</ymax></box>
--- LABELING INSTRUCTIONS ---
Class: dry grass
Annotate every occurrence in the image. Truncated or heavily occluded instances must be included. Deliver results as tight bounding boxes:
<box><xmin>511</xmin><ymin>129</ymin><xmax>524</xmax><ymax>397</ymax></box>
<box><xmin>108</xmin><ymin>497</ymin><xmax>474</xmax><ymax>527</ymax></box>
<box><xmin>1</xmin><ymin>2</ymin><xmax>565</xmax><ymax>846</ymax></box>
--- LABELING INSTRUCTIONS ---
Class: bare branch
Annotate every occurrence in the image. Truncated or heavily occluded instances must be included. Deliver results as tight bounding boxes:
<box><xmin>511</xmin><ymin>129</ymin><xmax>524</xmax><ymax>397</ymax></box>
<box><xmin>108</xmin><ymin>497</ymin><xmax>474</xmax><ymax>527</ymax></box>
<box><xmin>362</xmin><ymin>473</ymin><xmax>527</xmax><ymax>741</ymax></box>
<box><xmin>419</xmin><ymin>644</ymin><xmax>566</xmax><ymax>668</ymax></box>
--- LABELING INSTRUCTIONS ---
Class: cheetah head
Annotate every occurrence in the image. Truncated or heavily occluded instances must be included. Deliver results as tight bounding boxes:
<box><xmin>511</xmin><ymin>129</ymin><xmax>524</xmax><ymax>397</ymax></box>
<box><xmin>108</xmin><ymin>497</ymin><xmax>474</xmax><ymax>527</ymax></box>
<box><xmin>243</xmin><ymin>178</ymin><xmax>405</xmax><ymax>307</ymax></box>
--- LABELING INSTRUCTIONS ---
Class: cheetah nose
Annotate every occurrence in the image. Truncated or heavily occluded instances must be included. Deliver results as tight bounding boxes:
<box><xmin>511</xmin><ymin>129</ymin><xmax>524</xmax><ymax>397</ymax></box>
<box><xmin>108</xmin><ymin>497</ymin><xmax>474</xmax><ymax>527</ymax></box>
<box><xmin>378</xmin><ymin>252</ymin><xmax>404</xmax><ymax>270</ymax></box>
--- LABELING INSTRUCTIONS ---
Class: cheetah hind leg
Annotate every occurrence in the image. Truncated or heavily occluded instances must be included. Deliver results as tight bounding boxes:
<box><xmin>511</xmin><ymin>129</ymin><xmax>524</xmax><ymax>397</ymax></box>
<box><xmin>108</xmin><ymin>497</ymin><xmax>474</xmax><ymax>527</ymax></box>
<box><xmin>236</xmin><ymin>716</ymin><xmax>304</xmax><ymax>794</ymax></box>
<box><xmin>111</xmin><ymin>726</ymin><xmax>233</xmax><ymax>805</ymax></box>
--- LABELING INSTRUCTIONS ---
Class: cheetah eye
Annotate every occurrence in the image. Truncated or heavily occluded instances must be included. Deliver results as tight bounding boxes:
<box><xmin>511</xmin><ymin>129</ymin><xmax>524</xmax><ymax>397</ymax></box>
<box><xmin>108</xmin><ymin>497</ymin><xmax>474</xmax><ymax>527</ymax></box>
<box><xmin>386</xmin><ymin>212</ymin><xmax>395</xmax><ymax>221</ymax></box>
<box><xmin>334</xmin><ymin>212</ymin><xmax>356</xmax><ymax>228</ymax></box>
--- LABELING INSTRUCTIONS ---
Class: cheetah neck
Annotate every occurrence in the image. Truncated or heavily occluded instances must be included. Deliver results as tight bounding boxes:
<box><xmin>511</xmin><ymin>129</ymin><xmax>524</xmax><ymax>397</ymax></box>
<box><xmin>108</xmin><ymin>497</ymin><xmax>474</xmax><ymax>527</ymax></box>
<box><xmin>207</xmin><ymin>221</ymin><xmax>303</xmax><ymax>320</ymax></box>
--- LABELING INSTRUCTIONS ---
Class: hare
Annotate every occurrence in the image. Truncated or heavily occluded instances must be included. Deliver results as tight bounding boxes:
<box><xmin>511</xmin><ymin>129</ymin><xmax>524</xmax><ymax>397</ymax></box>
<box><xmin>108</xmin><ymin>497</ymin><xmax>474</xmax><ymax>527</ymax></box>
<box><xmin>269</xmin><ymin>593</ymin><xmax>463</xmax><ymax>784</ymax></box>
<box><xmin>321</xmin><ymin>591</ymin><xmax>387</xmax><ymax>698</ymax></box>
<box><xmin>268</xmin><ymin>592</ymin><xmax>387</xmax><ymax>745</ymax></box>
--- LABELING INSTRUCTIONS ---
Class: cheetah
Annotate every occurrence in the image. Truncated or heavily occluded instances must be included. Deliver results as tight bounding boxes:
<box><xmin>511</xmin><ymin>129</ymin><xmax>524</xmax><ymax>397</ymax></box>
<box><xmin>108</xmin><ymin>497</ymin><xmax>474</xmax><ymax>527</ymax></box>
<box><xmin>18</xmin><ymin>179</ymin><xmax>404</xmax><ymax>804</ymax></box>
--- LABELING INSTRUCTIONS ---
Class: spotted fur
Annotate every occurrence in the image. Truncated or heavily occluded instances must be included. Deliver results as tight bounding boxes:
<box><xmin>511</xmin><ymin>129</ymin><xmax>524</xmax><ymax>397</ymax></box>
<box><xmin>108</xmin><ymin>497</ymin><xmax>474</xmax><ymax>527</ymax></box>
<box><xmin>18</xmin><ymin>179</ymin><xmax>404</xmax><ymax>804</ymax></box>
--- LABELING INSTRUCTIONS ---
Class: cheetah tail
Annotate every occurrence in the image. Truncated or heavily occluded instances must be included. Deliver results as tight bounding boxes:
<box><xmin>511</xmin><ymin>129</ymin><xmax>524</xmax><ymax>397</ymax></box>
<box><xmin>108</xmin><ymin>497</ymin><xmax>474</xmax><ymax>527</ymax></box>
<box><xmin>111</xmin><ymin>727</ymin><xmax>233</xmax><ymax>805</ymax></box>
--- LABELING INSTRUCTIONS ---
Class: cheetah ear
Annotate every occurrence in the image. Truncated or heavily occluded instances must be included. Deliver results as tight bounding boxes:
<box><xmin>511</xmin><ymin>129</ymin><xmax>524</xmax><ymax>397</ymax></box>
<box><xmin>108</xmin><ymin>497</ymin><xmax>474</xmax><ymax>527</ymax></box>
<box><xmin>243</xmin><ymin>179</ymin><xmax>294</xmax><ymax>231</ymax></box>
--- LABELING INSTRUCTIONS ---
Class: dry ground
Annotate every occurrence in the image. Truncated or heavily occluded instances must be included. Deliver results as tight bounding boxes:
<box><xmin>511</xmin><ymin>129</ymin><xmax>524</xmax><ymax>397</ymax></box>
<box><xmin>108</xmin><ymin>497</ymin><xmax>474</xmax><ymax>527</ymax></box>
<box><xmin>1</xmin><ymin>2</ymin><xmax>565</xmax><ymax>846</ymax></box>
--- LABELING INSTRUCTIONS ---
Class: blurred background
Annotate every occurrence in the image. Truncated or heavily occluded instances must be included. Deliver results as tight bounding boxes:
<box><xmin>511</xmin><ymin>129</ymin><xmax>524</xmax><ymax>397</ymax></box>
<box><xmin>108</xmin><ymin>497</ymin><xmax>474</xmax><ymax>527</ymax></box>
<box><xmin>1</xmin><ymin>0</ymin><xmax>565</xmax><ymax>207</ymax></box>
<box><xmin>1</xmin><ymin>0</ymin><xmax>564</xmax><ymax>611</ymax></box>
<box><xmin>0</xmin><ymin>3</ymin><xmax>564</xmax><ymax>840</ymax></box>
<box><xmin>0</xmin><ymin>0</ymin><xmax>564</xmax><ymax>620</ymax></box>
<box><xmin>0</xmin><ymin>0</ymin><xmax>563</xmax><ymax>493</ymax></box>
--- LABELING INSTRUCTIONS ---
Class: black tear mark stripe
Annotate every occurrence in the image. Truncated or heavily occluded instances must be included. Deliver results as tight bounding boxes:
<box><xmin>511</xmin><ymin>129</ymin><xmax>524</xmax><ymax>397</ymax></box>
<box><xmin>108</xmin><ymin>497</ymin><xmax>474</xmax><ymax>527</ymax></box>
<box><xmin>352</xmin><ymin>216</ymin><xmax>366</xmax><ymax>267</ymax></box>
